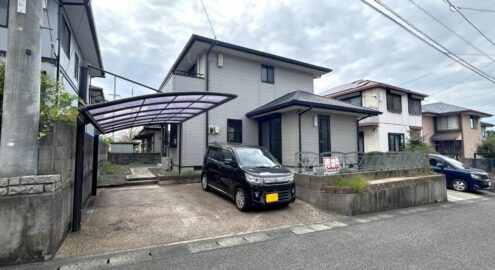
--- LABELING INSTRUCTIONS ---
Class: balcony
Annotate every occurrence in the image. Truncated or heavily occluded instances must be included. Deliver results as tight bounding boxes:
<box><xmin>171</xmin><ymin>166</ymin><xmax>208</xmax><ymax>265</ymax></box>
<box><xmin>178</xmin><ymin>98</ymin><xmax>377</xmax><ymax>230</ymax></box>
<box><xmin>162</xmin><ymin>70</ymin><xmax>206</xmax><ymax>92</ymax></box>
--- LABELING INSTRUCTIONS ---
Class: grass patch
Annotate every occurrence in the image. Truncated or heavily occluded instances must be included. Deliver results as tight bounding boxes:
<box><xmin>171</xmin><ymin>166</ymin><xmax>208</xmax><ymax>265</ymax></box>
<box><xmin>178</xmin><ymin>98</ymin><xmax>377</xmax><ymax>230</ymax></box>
<box><xmin>101</xmin><ymin>161</ymin><xmax>117</xmax><ymax>175</ymax></box>
<box><xmin>329</xmin><ymin>175</ymin><xmax>369</xmax><ymax>193</ymax></box>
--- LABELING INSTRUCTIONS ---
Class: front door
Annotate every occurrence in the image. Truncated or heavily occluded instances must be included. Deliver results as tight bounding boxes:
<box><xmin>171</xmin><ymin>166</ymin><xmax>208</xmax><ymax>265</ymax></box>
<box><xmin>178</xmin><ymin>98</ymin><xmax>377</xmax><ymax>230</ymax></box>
<box><xmin>318</xmin><ymin>115</ymin><xmax>331</xmax><ymax>153</ymax></box>
<box><xmin>358</xmin><ymin>131</ymin><xmax>364</xmax><ymax>153</ymax></box>
<box><xmin>259</xmin><ymin>115</ymin><xmax>282</xmax><ymax>163</ymax></box>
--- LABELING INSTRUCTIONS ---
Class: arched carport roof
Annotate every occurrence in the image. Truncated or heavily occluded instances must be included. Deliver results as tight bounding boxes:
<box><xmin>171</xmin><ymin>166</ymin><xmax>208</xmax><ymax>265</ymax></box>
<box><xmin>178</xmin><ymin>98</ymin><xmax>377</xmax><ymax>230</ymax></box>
<box><xmin>78</xmin><ymin>91</ymin><xmax>237</xmax><ymax>133</ymax></box>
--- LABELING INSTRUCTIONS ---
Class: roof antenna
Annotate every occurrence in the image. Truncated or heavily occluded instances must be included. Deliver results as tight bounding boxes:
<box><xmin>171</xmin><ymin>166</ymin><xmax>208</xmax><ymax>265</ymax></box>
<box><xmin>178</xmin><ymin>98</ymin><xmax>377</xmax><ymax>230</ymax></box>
<box><xmin>200</xmin><ymin>0</ymin><xmax>217</xmax><ymax>40</ymax></box>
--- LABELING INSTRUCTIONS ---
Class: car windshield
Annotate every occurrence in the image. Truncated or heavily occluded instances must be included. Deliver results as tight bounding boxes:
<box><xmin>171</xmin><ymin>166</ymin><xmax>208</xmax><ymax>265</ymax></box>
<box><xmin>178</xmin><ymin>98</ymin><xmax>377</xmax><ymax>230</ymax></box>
<box><xmin>443</xmin><ymin>156</ymin><xmax>469</xmax><ymax>170</ymax></box>
<box><xmin>235</xmin><ymin>147</ymin><xmax>279</xmax><ymax>168</ymax></box>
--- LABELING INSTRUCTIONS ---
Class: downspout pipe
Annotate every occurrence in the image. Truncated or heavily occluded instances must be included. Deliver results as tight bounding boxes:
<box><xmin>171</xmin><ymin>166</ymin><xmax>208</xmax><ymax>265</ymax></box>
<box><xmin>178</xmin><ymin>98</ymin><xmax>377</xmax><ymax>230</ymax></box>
<box><xmin>205</xmin><ymin>42</ymin><xmax>216</xmax><ymax>148</ymax></box>
<box><xmin>56</xmin><ymin>2</ymin><xmax>62</xmax><ymax>82</ymax></box>
<box><xmin>298</xmin><ymin>106</ymin><xmax>313</xmax><ymax>172</ymax></box>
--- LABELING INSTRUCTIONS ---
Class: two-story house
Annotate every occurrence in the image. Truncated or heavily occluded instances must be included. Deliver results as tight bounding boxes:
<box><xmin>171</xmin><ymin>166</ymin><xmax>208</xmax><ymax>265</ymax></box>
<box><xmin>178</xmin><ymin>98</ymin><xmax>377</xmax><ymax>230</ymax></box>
<box><xmin>323</xmin><ymin>80</ymin><xmax>428</xmax><ymax>152</ymax></box>
<box><xmin>157</xmin><ymin>35</ymin><xmax>379</xmax><ymax>171</ymax></box>
<box><xmin>0</xmin><ymin>0</ymin><xmax>104</xmax><ymax>127</ymax></box>
<box><xmin>422</xmin><ymin>102</ymin><xmax>492</xmax><ymax>158</ymax></box>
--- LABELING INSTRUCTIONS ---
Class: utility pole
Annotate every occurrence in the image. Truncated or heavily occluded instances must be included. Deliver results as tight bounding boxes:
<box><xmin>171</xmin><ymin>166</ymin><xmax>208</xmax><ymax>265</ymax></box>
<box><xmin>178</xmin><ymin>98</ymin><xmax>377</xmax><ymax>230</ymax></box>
<box><xmin>0</xmin><ymin>0</ymin><xmax>43</xmax><ymax>177</ymax></box>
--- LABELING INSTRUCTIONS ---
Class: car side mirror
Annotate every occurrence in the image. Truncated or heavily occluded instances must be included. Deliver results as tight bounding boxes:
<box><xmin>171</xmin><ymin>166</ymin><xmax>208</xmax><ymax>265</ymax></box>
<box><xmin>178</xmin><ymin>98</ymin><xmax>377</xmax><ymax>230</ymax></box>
<box><xmin>224</xmin><ymin>159</ymin><xmax>235</xmax><ymax>167</ymax></box>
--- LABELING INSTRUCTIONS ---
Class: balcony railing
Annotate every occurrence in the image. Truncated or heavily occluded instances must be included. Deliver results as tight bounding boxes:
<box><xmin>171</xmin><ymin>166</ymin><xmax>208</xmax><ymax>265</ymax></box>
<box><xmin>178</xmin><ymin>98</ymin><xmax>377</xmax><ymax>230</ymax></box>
<box><xmin>172</xmin><ymin>69</ymin><xmax>205</xmax><ymax>79</ymax></box>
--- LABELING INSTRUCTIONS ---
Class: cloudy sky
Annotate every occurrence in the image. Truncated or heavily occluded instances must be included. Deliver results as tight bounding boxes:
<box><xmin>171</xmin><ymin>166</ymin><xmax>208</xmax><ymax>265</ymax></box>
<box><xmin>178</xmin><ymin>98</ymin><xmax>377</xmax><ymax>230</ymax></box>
<box><xmin>91</xmin><ymin>0</ymin><xmax>495</xmax><ymax>125</ymax></box>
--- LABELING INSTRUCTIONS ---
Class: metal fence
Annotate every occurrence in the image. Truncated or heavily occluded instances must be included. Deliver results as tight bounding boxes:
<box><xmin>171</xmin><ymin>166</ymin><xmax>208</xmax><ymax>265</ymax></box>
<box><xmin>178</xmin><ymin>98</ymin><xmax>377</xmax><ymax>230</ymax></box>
<box><xmin>294</xmin><ymin>151</ymin><xmax>429</xmax><ymax>175</ymax></box>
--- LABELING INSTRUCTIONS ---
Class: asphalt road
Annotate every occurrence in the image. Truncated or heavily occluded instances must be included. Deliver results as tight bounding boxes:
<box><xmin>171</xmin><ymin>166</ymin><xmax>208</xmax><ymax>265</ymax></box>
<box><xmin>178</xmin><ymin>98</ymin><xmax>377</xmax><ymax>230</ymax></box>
<box><xmin>122</xmin><ymin>191</ymin><xmax>495</xmax><ymax>270</ymax></box>
<box><xmin>9</xmin><ymin>190</ymin><xmax>495</xmax><ymax>270</ymax></box>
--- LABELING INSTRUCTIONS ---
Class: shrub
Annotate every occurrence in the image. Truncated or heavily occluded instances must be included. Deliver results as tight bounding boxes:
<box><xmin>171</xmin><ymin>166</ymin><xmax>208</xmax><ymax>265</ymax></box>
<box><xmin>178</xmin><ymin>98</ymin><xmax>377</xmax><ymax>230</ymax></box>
<box><xmin>101</xmin><ymin>161</ymin><xmax>117</xmax><ymax>175</ymax></box>
<box><xmin>405</xmin><ymin>135</ymin><xmax>431</xmax><ymax>153</ymax></box>
<box><xmin>329</xmin><ymin>175</ymin><xmax>369</xmax><ymax>193</ymax></box>
<box><xmin>477</xmin><ymin>131</ymin><xmax>495</xmax><ymax>158</ymax></box>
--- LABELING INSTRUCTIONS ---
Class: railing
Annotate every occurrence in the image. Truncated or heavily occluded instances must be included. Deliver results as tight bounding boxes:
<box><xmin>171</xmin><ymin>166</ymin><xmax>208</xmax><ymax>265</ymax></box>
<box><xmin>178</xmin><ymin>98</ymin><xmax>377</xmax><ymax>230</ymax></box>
<box><xmin>295</xmin><ymin>151</ymin><xmax>429</xmax><ymax>175</ymax></box>
<box><xmin>172</xmin><ymin>69</ymin><xmax>205</xmax><ymax>79</ymax></box>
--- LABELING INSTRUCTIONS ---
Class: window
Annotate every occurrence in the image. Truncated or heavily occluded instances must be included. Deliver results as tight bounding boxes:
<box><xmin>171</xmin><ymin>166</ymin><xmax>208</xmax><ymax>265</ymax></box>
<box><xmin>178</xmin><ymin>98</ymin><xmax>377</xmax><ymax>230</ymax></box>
<box><xmin>261</xmin><ymin>65</ymin><xmax>274</xmax><ymax>84</ymax></box>
<box><xmin>388</xmin><ymin>133</ymin><xmax>405</xmax><ymax>152</ymax></box>
<box><xmin>227</xmin><ymin>119</ymin><xmax>242</xmax><ymax>143</ymax></box>
<box><xmin>470</xmin><ymin>115</ymin><xmax>479</xmax><ymax>129</ymax></box>
<box><xmin>61</xmin><ymin>17</ymin><xmax>71</xmax><ymax>57</ymax></box>
<box><xmin>408</xmin><ymin>97</ymin><xmax>421</xmax><ymax>115</ymax></box>
<box><xmin>342</xmin><ymin>95</ymin><xmax>362</xmax><ymax>107</ymax></box>
<box><xmin>387</xmin><ymin>92</ymin><xmax>402</xmax><ymax>113</ymax></box>
<box><xmin>221</xmin><ymin>148</ymin><xmax>234</xmax><ymax>161</ymax></box>
<box><xmin>169</xmin><ymin>124</ymin><xmax>178</xmax><ymax>148</ymax></box>
<box><xmin>0</xmin><ymin>0</ymin><xmax>8</xmax><ymax>27</ymax></box>
<box><xmin>207</xmin><ymin>147</ymin><xmax>221</xmax><ymax>161</ymax></box>
<box><xmin>74</xmin><ymin>53</ymin><xmax>79</xmax><ymax>80</ymax></box>
<box><xmin>435</xmin><ymin>115</ymin><xmax>459</xmax><ymax>131</ymax></box>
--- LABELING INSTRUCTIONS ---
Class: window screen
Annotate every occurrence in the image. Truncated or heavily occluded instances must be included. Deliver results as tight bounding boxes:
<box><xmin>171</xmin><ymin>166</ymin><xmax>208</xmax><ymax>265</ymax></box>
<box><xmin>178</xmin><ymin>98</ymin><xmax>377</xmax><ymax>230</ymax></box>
<box><xmin>436</xmin><ymin>115</ymin><xmax>459</xmax><ymax>131</ymax></box>
<box><xmin>227</xmin><ymin>119</ymin><xmax>242</xmax><ymax>143</ymax></box>
<box><xmin>387</xmin><ymin>92</ymin><xmax>402</xmax><ymax>113</ymax></box>
<box><xmin>61</xmin><ymin>17</ymin><xmax>71</xmax><ymax>57</ymax></box>
<box><xmin>0</xmin><ymin>0</ymin><xmax>8</xmax><ymax>27</ymax></box>
<box><xmin>408</xmin><ymin>98</ymin><xmax>421</xmax><ymax>115</ymax></box>
<box><xmin>261</xmin><ymin>65</ymin><xmax>274</xmax><ymax>84</ymax></box>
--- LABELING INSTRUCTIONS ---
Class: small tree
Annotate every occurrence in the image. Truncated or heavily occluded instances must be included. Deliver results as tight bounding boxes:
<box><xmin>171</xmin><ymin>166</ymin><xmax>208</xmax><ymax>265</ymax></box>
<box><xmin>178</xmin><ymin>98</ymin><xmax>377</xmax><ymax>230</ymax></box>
<box><xmin>477</xmin><ymin>131</ymin><xmax>495</xmax><ymax>158</ymax></box>
<box><xmin>405</xmin><ymin>135</ymin><xmax>431</xmax><ymax>153</ymax></box>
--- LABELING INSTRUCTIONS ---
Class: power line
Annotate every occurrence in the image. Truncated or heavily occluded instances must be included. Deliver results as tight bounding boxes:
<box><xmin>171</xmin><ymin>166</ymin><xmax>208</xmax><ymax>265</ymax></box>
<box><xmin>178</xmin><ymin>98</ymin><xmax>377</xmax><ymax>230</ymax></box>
<box><xmin>408</xmin><ymin>0</ymin><xmax>494</xmax><ymax>61</ymax></box>
<box><xmin>361</xmin><ymin>0</ymin><xmax>495</xmax><ymax>84</ymax></box>
<box><xmin>200</xmin><ymin>0</ymin><xmax>217</xmax><ymax>40</ymax></box>
<box><xmin>456</xmin><ymin>6</ymin><xmax>495</xmax><ymax>13</ymax></box>
<box><xmin>445</xmin><ymin>0</ymin><xmax>495</xmax><ymax>48</ymax></box>
<box><xmin>398</xmin><ymin>61</ymin><xmax>458</xmax><ymax>86</ymax></box>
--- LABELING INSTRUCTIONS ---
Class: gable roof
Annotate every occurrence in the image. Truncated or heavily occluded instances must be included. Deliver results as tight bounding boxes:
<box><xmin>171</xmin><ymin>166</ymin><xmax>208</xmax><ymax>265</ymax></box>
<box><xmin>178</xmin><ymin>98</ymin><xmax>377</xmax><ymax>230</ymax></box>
<box><xmin>322</xmin><ymin>80</ymin><xmax>428</xmax><ymax>99</ymax></box>
<box><xmin>422</xmin><ymin>102</ymin><xmax>492</xmax><ymax>117</ymax></box>
<box><xmin>159</xmin><ymin>34</ymin><xmax>332</xmax><ymax>89</ymax></box>
<box><xmin>246</xmin><ymin>90</ymin><xmax>380</xmax><ymax>118</ymax></box>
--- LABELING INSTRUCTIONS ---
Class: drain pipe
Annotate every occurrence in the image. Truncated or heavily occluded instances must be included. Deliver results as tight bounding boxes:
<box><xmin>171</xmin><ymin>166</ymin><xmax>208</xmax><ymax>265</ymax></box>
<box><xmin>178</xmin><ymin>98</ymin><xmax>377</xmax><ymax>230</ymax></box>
<box><xmin>205</xmin><ymin>42</ymin><xmax>216</xmax><ymax>148</ymax></box>
<box><xmin>298</xmin><ymin>106</ymin><xmax>313</xmax><ymax>172</ymax></box>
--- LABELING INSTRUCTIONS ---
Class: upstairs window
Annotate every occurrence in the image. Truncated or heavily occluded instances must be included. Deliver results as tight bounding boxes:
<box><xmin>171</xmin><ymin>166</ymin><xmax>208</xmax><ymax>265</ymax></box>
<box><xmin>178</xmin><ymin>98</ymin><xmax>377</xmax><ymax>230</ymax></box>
<box><xmin>261</xmin><ymin>65</ymin><xmax>274</xmax><ymax>84</ymax></box>
<box><xmin>386</xmin><ymin>91</ymin><xmax>402</xmax><ymax>113</ymax></box>
<box><xmin>227</xmin><ymin>119</ymin><xmax>242</xmax><ymax>143</ymax></box>
<box><xmin>61</xmin><ymin>17</ymin><xmax>71</xmax><ymax>58</ymax></box>
<box><xmin>408</xmin><ymin>97</ymin><xmax>421</xmax><ymax>115</ymax></box>
<box><xmin>0</xmin><ymin>0</ymin><xmax>8</xmax><ymax>27</ymax></box>
<box><xmin>470</xmin><ymin>115</ymin><xmax>479</xmax><ymax>129</ymax></box>
<box><xmin>74</xmin><ymin>53</ymin><xmax>79</xmax><ymax>80</ymax></box>
<box><xmin>436</xmin><ymin>115</ymin><xmax>459</xmax><ymax>131</ymax></box>
<box><xmin>342</xmin><ymin>95</ymin><xmax>362</xmax><ymax>107</ymax></box>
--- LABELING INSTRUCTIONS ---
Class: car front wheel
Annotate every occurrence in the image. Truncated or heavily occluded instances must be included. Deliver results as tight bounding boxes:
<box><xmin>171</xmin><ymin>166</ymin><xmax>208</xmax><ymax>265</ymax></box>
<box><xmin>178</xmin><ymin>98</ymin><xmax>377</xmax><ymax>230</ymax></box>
<box><xmin>201</xmin><ymin>175</ymin><xmax>210</xmax><ymax>191</ymax></box>
<box><xmin>235</xmin><ymin>188</ymin><xmax>250</xmax><ymax>212</ymax></box>
<box><xmin>452</xmin><ymin>179</ymin><xmax>468</xmax><ymax>192</ymax></box>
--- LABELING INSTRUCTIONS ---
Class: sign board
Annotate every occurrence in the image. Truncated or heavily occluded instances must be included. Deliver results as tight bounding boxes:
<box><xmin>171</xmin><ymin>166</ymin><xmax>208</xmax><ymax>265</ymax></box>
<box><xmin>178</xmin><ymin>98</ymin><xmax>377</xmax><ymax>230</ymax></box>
<box><xmin>323</xmin><ymin>156</ymin><xmax>340</xmax><ymax>173</ymax></box>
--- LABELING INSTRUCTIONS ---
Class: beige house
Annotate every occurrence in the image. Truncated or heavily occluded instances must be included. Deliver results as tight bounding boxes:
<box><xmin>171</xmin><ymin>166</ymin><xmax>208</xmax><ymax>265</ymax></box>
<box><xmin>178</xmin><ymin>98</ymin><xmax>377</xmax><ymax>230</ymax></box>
<box><xmin>422</xmin><ymin>102</ymin><xmax>492</xmax><ymax>158</ymax></box>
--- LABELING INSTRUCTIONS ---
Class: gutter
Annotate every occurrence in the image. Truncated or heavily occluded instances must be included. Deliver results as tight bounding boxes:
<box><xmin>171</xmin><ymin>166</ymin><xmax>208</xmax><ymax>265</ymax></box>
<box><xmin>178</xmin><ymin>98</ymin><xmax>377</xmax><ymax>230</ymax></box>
<box><xmin>205</xmin><ymin>42</ymin><xmax>216</xmax><ymax>148</ymax></box>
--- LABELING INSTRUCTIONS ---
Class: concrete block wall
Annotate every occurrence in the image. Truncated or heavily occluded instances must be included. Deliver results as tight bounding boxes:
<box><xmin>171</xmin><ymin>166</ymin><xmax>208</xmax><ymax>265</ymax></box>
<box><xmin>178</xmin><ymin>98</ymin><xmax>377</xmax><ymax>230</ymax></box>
<box><xmin>0</xmin><ymin>175</ymin><xmax>61</xmax><ymax>196</ymax></box>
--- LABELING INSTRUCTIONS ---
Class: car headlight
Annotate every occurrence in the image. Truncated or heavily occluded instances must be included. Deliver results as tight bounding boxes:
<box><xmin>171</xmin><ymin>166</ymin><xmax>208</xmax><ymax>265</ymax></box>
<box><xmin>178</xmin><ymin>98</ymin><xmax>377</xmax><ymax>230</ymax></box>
<box><xmin>287</xmin><ymin>173</ymin><xmax>294</xmax><ymax>183</ymax></box>
<box><xmin>245</xmin><ymin>173</ymin><xmax>264</xmax><ymax>184</ymax></box>
<box><xmin>471</xmin><ymin>173</ymin><xmax>481</xmax><ymax>180</ymax></box>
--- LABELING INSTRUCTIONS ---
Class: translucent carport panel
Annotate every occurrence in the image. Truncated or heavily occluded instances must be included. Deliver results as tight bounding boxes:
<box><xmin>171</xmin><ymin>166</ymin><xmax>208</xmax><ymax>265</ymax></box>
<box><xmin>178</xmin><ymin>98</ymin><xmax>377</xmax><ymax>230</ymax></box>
<box><xmin>78</xmin><ymin>92</ymin><xmax>237</xmax><ymax>134</ymax></box>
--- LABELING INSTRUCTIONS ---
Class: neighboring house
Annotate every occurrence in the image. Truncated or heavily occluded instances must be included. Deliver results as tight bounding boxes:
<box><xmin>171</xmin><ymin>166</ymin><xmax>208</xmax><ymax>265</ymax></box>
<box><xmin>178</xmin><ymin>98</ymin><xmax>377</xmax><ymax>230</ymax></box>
<box><xmin>133</xmin><ymin>125</ymin><xmax>165</xmax><ymax>153</ymax></box>
<box><xmin>109</xmin><ymin>142</ymin><xmax>135</xmax><ymax>153</ymax></box>
<box><xmin>0</xmin><ymin>0</ymin><xmax>104</xmax><ymax>134</ymax></box>
<box><xmin>89</xmin><ymin>85</ymin><xmax>106</xmax><ymax>104</ymax></box>
<box><xmin>157</xmin><ymin>34</ymin><xmax>379</xmax><ymax>171</ymax></box>
<box><xmin>481</xmin><ymin>121</ymin><xmax>494</xmax><ymax>139</ymax></box>
<box><xmin>322</xmin><ymin>80</ymin><xmax>427</xmax><ymax>152</ymax></box>
<box><xmin>422</xmin><ymin>102</ymin><xmax>492</xmax><ymax>158</ymax></box>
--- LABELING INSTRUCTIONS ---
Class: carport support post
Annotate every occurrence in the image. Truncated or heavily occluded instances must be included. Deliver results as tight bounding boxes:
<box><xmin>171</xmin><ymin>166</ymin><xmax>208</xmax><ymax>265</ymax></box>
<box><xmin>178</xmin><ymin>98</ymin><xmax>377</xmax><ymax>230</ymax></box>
<box><xmin>91</xmin><ymin>132</ymin><xmax>99</xmax><ymax>196</ymax></box>
<box><xmin>72</xmin><ymin>64</ymin><xmax>89</xmax><ymax>232</ymax></box>
<box><xmin>160</xmin><ymin>124</ymin><xmax>164</xmax><ymax>158</ymax></box>
<box><xmin>179</xmin><ymin>123</ymin><xmax>183</xmax><ymax>174</ymax></box>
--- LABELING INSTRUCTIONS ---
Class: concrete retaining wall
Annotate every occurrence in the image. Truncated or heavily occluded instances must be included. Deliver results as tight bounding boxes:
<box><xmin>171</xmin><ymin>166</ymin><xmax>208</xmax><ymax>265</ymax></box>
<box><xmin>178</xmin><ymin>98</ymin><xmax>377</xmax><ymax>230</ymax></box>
<box><xmin>108</xmin><ymin>153</ymin><xmax>161</xmax><ymax>165</ymax></box>
<box><xmin>0</xmin><ymin>121</ymin><xmax>107</xmax><ymax>266</ymax></box>
<box><xmin>157</xmin><ymin>174</ymin><xmax>201</xmax><ymax>185</ymax></box>
<box><xmin>295</xmin><ymin>170</ymin><xmax>447</xmax><ymax>216</ymax></box>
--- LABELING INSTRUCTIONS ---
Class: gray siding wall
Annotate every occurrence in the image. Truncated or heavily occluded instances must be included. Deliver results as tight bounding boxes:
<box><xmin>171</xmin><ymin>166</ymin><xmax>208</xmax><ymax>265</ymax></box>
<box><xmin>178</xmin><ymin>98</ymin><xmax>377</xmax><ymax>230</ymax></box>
<box><xmin>281</xmin><ymin>111</ymin><xmax>299</xmax><ymax>166</ymax></box>
<box><xmin>330</xmin><ymin>114</ymin><xmax>358</xmax><ymax>153</ymax></box>
<box><xmin>163</xmin><ymin>51</ymin><xmax>315</xmax><ymax>168</ymax></box>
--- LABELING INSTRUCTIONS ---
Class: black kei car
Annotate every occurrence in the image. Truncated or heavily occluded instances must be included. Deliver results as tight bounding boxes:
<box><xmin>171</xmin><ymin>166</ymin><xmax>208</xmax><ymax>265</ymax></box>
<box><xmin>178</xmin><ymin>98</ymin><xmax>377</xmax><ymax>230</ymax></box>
<box><xmin>201</xmin><ymin>143</ymin><xmax>296</xmax><ymax>211</ymax></box>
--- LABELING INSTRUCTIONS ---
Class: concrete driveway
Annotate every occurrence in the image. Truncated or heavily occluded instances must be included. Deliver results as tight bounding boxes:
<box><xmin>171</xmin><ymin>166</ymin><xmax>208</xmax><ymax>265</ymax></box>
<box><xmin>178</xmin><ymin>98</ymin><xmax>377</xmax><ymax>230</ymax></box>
<box><xmin>56</xmin><ymin>184</ymin><xmax>339</xmax><ymax>258</ymax></box>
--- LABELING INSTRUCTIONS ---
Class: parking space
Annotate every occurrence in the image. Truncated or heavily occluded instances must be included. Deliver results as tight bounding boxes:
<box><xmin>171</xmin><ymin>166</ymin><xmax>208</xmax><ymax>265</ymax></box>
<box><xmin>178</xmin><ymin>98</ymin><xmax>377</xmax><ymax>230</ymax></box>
<box><xmin>56</xmin><ymin>184</ymin><xmax>339</xmax><ymax>258</ymax></box>
<box><xmin>447</xmin><ymin>189</ymin><xmax>495</xmax><ymax>203</ymax></box>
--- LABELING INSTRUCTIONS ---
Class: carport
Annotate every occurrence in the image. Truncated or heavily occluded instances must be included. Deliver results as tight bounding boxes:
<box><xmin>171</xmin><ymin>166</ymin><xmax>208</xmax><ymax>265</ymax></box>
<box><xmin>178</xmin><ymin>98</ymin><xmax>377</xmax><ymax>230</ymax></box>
<box><xmin>73</xmin><ymin>65</ymin><xmax>236</xmax><ymax>232</ymax></box>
